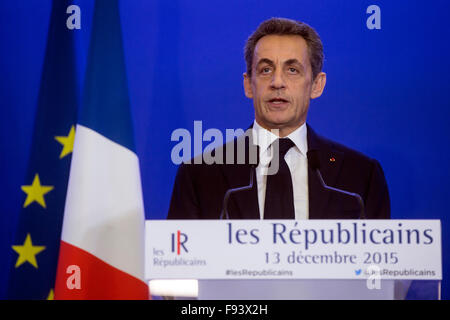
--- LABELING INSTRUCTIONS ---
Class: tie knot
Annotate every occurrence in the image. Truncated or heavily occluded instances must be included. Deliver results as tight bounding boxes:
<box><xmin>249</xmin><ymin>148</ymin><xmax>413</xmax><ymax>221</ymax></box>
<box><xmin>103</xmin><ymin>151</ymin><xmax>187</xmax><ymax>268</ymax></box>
<box><xmin>274</xmin><ymin>138</ymin><xmax>295</xmax><ymax>158</ymax></box>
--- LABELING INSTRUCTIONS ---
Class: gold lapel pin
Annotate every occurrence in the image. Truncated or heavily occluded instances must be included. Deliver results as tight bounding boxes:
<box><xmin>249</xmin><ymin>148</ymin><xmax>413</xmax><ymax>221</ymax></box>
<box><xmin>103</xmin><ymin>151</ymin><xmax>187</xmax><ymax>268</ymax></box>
<box><xmin>329</xmin><ymin>157</ymin><xmax>336</xmax><ymax>162</ymax></box>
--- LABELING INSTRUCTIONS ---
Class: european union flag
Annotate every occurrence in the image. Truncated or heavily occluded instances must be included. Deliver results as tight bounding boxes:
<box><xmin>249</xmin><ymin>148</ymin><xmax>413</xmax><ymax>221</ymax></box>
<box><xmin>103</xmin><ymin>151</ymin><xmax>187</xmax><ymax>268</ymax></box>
<box><xmin>7</xmin><ymin>0</ymin><xmax>78</xmax><ymax>299</ymax></box>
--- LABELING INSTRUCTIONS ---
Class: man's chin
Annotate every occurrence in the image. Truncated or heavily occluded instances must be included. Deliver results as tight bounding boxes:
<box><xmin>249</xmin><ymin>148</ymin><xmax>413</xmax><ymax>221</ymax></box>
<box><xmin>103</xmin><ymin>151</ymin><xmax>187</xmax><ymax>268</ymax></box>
<box><xmin>259</xmin><ymin>119</ymin><xmax>293</xmax><ymax>131</ymax></box>
<box><xmin>256</xmin><ymin>115</ymin><xmax>305</xmax><ymax>134</ymax></box>
<box><xmin>266</xmin><ymin>117</ymin><xmax>294</xmax><ymax>128</ymax></box>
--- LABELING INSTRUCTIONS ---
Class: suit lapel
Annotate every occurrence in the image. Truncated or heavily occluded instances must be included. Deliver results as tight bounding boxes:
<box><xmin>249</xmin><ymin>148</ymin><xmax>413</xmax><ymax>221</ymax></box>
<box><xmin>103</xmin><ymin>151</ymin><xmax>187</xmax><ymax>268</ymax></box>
<box><xmin>307</xmin><ymin>125</ymin><xmax>344</xmax><ymax>219</ymax></box>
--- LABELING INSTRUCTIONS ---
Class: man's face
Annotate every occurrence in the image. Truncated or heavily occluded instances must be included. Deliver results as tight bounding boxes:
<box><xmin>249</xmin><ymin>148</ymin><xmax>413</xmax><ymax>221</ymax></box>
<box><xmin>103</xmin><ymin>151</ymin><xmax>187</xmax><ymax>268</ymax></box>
<box><xmin>244</xmin><ymin>34</ymin><xmax>326</xmax><ymax>136</ymax></box>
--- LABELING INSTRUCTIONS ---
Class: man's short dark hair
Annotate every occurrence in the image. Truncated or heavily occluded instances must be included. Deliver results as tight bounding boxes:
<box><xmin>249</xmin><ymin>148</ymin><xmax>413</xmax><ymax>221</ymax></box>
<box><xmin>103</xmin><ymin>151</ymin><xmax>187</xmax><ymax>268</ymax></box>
<box><xmin>244</xmin><ymin>17</ymin><xmax>324</xmax><ymax>80</ymax></box>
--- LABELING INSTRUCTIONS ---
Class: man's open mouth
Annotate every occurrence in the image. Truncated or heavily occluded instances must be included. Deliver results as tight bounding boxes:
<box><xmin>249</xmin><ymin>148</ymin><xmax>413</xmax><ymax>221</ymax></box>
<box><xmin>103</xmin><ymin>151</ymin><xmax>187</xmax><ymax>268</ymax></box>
<box><xmin>267</xmin><ymin>98</ymin><xmax>289</xmax><ymax>105</ymax></box>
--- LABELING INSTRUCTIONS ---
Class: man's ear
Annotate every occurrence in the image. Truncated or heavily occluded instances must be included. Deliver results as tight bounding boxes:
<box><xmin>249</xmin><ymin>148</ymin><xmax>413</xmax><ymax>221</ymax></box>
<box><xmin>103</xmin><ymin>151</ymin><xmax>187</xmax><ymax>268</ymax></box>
<box><xmin>310</xmin><ymin>72</ymin><xmax>326</xmax><ymax>99</ymax></box>
<box><xmin>243</xmin><ymin>72</ymin><xmax>253</xmax><ymax>99</ymax></box>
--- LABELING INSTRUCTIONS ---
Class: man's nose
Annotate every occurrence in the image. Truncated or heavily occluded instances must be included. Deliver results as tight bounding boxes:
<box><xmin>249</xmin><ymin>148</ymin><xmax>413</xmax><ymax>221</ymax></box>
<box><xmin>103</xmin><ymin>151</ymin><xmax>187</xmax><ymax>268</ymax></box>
<box><xmin>270</xmin><ymin>69</ymin><xmax>286</xmax><ymax>90</ymax></box>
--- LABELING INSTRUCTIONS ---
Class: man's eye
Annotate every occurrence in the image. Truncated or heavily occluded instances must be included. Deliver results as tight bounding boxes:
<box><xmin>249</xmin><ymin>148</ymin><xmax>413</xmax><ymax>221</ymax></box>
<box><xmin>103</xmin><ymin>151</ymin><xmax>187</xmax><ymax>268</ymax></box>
<box><xmin>261</xmin><ymin>67</ymin><xmax>271</xmax><ymax>73</ymax></box>
<box><xmin>288</xmin><ymin>67</ymin><xmax>298</xmax><ymax>73</ymax></box>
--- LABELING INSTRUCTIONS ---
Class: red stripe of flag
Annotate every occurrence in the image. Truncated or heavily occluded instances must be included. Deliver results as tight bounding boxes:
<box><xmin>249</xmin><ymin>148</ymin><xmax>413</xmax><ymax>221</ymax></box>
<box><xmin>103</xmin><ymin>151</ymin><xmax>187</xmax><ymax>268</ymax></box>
<box><xmin>177</xmin><ymin>230</ymin><xmax>181</xmax><ymax>255</ymax></box>
<box><xmin>54</xmin><ymin>241</ymin><xmax>149</xmax><ymax>300</ymax></box>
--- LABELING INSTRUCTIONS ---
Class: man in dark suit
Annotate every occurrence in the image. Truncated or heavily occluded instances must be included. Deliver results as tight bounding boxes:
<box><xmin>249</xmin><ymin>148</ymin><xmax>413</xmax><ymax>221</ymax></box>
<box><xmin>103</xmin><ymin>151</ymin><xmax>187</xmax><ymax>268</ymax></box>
<box><xmin>167</xmin><ymin>18</ymin><xmax>390</xmax><ymax>220</ymax></box>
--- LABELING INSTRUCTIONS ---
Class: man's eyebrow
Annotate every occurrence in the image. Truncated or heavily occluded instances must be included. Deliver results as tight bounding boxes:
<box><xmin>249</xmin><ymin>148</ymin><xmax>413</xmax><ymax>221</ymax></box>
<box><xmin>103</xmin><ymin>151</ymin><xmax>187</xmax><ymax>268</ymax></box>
<box><xmin>255</xmin><ymin>58</ymin><xmax>306</xmax><ymax>72</ymax></box>
<box><xmin>255</xmin><ymin>58</ymin><xmax>275</xmax><ymax>68</ymax></box>
<box><xmin>284</xmin><ymin>59</ymin><xmax>305</xmax><ymax>72</ymax></box>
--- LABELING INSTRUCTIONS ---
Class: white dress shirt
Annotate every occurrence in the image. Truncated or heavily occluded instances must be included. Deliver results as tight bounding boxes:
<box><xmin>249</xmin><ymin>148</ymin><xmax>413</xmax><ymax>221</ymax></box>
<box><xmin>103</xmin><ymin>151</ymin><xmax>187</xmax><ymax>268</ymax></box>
<box><xmin>252</xmin><ymin>121</ymin><xmax>309</xmax><ymax>220</ymax></box>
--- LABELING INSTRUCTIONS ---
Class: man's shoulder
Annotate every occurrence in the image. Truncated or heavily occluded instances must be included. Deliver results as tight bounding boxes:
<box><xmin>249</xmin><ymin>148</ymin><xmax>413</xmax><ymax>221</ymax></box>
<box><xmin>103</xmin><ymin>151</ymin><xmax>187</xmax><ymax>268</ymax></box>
<box><xmin>325</xmin><ymin>135</ymin><xmax>374</xmax><ymax>161</ymax></box>
<box><xmin>308</xmin><ymin>125</ymin><xmax>380</xmax><ymax>168</ymax></box>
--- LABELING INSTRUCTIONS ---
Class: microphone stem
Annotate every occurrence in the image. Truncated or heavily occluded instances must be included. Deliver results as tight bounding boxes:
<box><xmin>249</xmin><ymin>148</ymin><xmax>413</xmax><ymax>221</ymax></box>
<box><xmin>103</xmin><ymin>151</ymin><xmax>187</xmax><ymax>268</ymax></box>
<box><xmin>220</xmin><ymin>167</ymin><xmax>255</xmax><ymax>219</ymax></box>
<box><xmin>315</xmin><ymin>169</ymin><xmax>366</xmax><ymax>219</ymax></box>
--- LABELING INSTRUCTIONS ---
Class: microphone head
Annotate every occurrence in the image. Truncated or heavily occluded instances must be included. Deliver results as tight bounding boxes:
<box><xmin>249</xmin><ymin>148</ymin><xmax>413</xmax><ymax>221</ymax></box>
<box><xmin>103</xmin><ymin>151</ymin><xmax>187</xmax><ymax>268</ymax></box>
<box><xmin>307</xmin><ymin>150</ymin><xmax>321</xmax><ymax>170</ymax></box>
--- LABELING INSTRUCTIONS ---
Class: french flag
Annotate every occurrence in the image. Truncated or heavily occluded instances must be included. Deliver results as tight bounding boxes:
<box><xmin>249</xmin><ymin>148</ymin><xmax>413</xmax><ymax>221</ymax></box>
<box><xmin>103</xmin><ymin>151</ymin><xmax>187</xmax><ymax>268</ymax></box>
<box><xmin>54</xmin><ymin>0</ymin><xmax>149</xmax><ymax>299</ymax></box>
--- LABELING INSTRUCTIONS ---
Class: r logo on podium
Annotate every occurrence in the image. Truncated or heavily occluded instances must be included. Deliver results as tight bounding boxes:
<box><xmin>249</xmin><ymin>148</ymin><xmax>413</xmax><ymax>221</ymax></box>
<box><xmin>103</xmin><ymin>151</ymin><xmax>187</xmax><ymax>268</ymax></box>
<box><xmin>171</xmin><ymin>230</ymin><xmax>189</xmax><ymax>255</ymax></box>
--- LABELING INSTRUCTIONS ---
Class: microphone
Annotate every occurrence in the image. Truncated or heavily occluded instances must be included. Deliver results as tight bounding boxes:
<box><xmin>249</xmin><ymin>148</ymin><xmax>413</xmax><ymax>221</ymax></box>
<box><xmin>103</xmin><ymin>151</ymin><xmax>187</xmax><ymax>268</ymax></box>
<box><xmin>307</xmin><ymin>150</ymin><xmax>366</xmax><ymax>219</ymax></box>
<box><xmin>219</xmin><ymin>144</ymin><xmax>260</xmax><ymax>220</ymax></box>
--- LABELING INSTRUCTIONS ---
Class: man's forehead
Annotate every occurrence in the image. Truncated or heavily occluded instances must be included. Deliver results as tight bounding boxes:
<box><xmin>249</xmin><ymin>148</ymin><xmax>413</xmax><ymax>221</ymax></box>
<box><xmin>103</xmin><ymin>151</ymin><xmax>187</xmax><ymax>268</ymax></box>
<box><xmin>253</xmin><ymin>34</ymin><xmax>309</xmax><ymax>65</ymax></box>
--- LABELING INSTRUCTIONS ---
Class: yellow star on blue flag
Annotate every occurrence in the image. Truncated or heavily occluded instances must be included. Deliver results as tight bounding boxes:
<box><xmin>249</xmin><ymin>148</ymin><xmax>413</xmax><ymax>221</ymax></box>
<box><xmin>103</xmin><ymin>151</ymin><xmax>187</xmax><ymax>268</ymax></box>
<box><xmin>55</xmin><ymin>125</ymin><xmax>75</xmax><ymax>159</ymax></box>
<box><xmin>21</xmin><ymin>174</ymin><xmax>54</xmax><ymax>208</ymax></box>
<box><xmin>12</xmin><ymin>234</ymin><xmax>46</xmax><ymax>269</ymax></box>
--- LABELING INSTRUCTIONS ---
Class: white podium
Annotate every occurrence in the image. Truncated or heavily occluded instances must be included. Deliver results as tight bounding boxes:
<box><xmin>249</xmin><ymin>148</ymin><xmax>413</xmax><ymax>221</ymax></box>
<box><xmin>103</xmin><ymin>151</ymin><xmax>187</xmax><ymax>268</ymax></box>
<box><xmin>198</xmin><ymin>279</ymin><xmax>413</xmax><ymax>300</ymax></box>
<box><xmin>145</xmin><ymin>220</ymin><xmax>442</xmax><ymax>300</ymax></box>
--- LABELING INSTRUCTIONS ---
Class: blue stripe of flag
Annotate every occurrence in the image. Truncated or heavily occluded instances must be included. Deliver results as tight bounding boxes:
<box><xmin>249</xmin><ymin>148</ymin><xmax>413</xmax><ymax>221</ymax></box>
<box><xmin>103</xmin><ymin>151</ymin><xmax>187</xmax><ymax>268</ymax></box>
<box><xmin>79</xmin><ymin>0</ymin><xmax>135</xmax><ymax>153</ymax></box>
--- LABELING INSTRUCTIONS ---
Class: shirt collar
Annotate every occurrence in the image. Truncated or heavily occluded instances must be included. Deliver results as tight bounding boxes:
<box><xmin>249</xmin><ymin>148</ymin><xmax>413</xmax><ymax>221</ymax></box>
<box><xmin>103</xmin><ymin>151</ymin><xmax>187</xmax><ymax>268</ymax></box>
<box><xmin>252</xmin><ymin>120</ymin><xmax>308</xmax><ymax>156</ymax></box>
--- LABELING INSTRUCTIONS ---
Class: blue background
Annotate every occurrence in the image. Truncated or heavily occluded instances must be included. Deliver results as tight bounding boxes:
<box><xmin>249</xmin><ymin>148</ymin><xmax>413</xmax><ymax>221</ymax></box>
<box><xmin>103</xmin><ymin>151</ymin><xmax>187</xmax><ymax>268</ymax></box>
<box><xmin>1</xmin><ymin>0</ymin><xmax>449</xmax><ymax>299</ymax></box>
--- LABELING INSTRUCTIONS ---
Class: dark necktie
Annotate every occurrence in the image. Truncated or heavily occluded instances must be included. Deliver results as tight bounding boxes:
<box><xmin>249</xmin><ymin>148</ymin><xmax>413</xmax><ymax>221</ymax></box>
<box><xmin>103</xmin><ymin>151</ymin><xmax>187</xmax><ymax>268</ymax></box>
<box><xmin>264</xmin><ymin>138</ymin><xmax>295</xmax><ymax>219</ymax></box>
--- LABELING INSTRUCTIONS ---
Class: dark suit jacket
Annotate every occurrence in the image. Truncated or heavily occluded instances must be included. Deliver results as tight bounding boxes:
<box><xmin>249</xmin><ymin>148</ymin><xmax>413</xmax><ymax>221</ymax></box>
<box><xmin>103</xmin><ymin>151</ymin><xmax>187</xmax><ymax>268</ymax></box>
<box><xmin>167</xmin><ymin>124</ymin><xmax>390</xmax><ymax>219</ymax></box>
